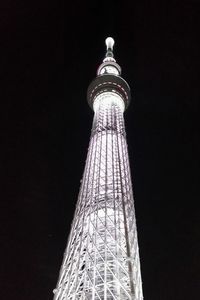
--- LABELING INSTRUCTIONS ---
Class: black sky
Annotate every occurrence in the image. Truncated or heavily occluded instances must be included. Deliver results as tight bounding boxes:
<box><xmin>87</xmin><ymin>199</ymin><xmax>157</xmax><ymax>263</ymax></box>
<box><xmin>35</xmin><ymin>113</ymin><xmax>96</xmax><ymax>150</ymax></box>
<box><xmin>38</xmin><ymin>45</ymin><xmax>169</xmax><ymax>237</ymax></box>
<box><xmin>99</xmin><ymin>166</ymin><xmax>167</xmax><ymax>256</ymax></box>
<box><xmin>0</xmin><ymin>1</ymin><xmax>199</xmax><ymax>299</ymax></box>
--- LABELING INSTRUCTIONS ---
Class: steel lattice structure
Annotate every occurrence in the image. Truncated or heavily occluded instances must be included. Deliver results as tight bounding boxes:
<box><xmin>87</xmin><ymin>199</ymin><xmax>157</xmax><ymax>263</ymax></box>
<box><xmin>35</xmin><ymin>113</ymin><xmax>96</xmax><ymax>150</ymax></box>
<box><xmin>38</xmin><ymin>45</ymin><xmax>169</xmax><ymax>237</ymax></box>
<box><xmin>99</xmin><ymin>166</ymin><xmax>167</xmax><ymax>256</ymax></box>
<box><xmin>53</xmin><ymin>38</ymin><xmax>143</xmax><ymax>300</ymax></box>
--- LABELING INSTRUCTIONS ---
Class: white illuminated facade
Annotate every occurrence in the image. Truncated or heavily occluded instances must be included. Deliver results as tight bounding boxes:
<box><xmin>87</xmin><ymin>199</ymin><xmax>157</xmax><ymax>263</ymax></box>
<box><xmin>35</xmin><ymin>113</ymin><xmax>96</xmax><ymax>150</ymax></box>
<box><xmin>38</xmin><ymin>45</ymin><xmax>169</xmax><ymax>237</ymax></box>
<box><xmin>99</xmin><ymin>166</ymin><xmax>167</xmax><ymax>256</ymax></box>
<box><xmin>53</xmin><ymin>37</ymin><xmax>143</xmax><ymax>300</ymax></box>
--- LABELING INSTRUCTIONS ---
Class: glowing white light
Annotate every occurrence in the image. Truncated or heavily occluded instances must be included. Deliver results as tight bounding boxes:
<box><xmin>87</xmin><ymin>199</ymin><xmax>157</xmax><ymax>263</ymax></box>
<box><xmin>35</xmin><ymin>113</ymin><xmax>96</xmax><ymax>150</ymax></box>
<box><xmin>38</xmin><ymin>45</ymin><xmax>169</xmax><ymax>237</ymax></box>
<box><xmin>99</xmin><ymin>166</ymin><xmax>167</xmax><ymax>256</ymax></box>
<box><xmin>106</xmin><ymin>37</ymin><xmax>115</xmax><ymax>50</ymax></box>
<box><xmin>93</xmin><ymin>92</ymin><xmax>125</xmax><ymax>113</ymax></box>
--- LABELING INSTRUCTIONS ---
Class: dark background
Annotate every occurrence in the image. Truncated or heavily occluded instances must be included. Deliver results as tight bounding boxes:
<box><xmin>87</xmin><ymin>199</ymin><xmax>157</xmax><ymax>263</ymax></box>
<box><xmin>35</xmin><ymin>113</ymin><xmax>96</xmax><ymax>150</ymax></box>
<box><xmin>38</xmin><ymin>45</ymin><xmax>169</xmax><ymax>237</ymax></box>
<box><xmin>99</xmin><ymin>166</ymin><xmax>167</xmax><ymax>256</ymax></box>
<box><xmin>0</xmin><ymin>1</ymin><xmax>199</xmax><ymax>299</ymax></box>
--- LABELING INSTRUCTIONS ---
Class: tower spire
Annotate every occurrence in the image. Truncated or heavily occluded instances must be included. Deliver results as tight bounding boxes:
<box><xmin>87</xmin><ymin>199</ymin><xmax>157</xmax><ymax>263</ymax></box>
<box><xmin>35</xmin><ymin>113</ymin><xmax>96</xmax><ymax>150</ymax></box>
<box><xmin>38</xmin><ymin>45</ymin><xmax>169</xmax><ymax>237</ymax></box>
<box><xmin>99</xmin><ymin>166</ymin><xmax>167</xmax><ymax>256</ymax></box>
<box><xmin>104</xmin><ymin>37</ymin><xmax>115</xmax><ymax>61</ymax></box>
<box><xmin>97</xmin><ymin>37</ymin><xmax>121</xmax><ymax>76</ymax></box>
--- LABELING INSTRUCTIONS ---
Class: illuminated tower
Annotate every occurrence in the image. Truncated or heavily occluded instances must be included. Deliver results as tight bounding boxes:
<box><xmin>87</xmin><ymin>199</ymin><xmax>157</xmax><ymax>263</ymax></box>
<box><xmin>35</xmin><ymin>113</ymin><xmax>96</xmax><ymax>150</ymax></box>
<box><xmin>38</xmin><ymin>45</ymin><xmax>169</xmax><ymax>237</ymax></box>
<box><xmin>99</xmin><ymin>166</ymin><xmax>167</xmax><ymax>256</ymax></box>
<box><xmin>53</xmin><ymin>38</ymin><xmax>143</xmax><ymax>300</ymax></box>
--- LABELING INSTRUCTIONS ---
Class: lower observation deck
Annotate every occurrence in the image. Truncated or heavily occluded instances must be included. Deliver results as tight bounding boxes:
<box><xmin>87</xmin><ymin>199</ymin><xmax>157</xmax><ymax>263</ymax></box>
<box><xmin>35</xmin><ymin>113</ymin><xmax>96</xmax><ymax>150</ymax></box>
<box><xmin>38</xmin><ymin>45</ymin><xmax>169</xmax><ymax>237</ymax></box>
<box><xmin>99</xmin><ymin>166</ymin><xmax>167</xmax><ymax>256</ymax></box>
<box><xmin>87</xmin><ymin>74</ymin><xmax>131</xmax><ymax>110</ymax></box>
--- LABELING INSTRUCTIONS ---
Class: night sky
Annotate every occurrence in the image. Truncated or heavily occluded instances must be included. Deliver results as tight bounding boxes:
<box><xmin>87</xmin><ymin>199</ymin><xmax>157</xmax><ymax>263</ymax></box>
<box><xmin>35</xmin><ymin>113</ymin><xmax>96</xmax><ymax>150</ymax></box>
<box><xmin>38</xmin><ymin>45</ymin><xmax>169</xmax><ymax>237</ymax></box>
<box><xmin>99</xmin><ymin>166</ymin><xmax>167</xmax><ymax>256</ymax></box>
<box><xmin>1</xmin><ymin>1</ymin><xmax>199</xmax><ymax>299</ymax></box>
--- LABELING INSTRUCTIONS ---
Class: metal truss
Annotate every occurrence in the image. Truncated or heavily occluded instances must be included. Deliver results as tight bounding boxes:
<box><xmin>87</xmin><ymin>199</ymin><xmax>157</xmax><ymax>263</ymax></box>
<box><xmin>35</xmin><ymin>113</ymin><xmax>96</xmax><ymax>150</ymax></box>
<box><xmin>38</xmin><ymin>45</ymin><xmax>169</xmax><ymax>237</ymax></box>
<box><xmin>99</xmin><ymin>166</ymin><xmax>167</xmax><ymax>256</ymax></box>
<box><xmin>53</xmin><ymin>92</ymin><xmax>143</xmax><ymax>299</ymax></box>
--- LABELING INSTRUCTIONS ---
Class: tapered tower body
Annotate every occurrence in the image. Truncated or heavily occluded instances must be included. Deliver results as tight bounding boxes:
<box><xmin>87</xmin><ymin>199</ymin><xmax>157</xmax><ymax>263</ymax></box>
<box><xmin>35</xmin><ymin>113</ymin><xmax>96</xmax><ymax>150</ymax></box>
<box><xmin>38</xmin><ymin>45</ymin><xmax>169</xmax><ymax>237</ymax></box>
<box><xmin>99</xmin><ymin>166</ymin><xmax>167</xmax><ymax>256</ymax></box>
<box><xmin>53</xmin><ymin>38</ymin><xmax>143</xmax><ymax>300</ymax></box>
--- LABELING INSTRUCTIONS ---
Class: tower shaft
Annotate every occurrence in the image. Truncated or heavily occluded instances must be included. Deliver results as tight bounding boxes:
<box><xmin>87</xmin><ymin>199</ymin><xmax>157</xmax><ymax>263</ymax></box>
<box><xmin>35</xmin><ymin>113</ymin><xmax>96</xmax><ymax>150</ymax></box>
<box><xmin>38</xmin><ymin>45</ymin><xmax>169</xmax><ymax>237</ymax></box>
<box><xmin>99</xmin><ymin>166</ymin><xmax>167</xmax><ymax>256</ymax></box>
<box><xmin>53</xmin><ymin>38</ymin><xmax>143</xmax><ymax>300</ymax></box>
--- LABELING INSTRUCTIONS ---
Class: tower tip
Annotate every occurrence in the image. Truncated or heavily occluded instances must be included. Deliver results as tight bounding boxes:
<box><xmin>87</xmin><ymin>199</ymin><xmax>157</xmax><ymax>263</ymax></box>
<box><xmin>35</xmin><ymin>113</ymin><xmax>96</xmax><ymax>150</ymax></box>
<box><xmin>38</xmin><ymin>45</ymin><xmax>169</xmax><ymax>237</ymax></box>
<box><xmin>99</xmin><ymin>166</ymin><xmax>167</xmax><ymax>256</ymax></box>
<box><xmin>105</xmin><ymin>37</ymin><xmax>115</xmax><ymax>51</ymax></box>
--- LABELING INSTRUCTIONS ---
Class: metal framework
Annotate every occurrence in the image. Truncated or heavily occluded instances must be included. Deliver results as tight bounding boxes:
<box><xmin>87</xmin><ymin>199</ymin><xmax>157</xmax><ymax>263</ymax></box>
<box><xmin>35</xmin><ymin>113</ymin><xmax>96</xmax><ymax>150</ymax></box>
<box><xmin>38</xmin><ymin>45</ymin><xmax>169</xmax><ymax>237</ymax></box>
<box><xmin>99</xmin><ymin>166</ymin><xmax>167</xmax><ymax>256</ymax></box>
<box><xmin>53</xmin><ymin>38</ymin><xmax>143</xmax><ymax>300</ymax></box>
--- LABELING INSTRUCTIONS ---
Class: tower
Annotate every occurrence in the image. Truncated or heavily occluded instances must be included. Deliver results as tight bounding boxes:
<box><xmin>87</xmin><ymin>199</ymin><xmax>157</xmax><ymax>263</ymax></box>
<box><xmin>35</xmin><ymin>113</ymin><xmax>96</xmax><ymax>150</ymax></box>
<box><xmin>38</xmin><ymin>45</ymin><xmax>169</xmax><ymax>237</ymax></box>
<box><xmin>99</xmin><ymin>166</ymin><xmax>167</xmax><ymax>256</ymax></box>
<box><xmin>53</xmin><ymin>38</ymin><xmax>143</xmax><ymax>300</ymax></box>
